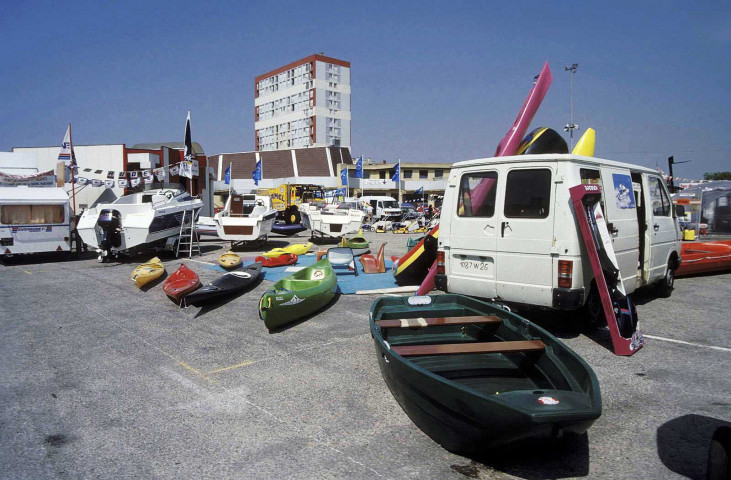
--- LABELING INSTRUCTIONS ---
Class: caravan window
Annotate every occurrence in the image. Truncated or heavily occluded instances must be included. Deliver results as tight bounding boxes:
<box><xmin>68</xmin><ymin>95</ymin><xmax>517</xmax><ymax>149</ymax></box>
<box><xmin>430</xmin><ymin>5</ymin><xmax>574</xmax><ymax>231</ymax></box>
<box><xmin>649</xmin><ymin>176</ymin><xmax>671</xmax><ymax>216</ymax></box>
<box><xmin>1</xmin><ymin>204</ymin><xmax>64</xmax><ymax>225</ymax></box>
<box><xmin>458</xmin><ymin>172</ymin><xmax>498</xmax><ymax>217</ymax></box>
<box><xmin>504</xmin><ymin>169</ymin><xmax>551</xmax><ymax>218</ymax></box>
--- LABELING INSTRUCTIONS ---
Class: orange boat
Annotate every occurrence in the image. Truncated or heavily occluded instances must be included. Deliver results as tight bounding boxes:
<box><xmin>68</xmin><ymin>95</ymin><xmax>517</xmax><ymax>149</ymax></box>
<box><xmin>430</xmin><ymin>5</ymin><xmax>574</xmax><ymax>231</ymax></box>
<box><xmin>163</xmin><ymin>264</ymin><xmax>201</xmax><ymax>303</ymax></box>
<box><xmin>676</xmin><ymin>240</ymin><xmax>731</xmax><ymax>277</ymax></box>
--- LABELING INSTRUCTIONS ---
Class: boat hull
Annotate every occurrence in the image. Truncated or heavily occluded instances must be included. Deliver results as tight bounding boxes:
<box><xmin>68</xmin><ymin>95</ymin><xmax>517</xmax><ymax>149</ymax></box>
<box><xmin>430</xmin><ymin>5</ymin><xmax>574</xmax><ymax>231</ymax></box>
<box><xmin>163</xmin><ymin>264</ymin><xmax>200</xmax><ymax>302</ymax></box>
<box><xmin>182</xmin><ymin>262</ymin><xmax>262</xmax><ymax>307</ymax></box>
<box><xmin>255</xmin><ymin>253</ymin><xmax>298</xmax><ymax>267</ymax></box>
<box><xmin>370</xmin><ymin>294</ymin><xmax>601</xmax><ymax>452</ymax></box>
<box><xmin>215</xmin><ymin>210</ymin><xmax>277</xmax><ymax>242</ymax></box>
<box><xmin>132</xmin><ymin>257</ymin><xmax>165</xmax><ymax>288</ymax></box>
<box><xmin>393</xmin><ymin>226</ymin><xmax>439</xmax><ymax>285</ymax></box>
<box><xmin>302</xmin><ymin>209</ymin><xmax>365</xmax><ymax>238</ymax></box>
<box><xmin>676</xmin><ymin>240</ymin><xmax>731</xmax><ymax>277</ymax></box>
<box><xmin>271</xmin><ymin>222</ymin><xmax>307</xmax><ymax>236</ymax></box>
<box><xmin>259</xmin><ymin>258</ymin><xmax>337</xmax><ymax>330</ymax></box>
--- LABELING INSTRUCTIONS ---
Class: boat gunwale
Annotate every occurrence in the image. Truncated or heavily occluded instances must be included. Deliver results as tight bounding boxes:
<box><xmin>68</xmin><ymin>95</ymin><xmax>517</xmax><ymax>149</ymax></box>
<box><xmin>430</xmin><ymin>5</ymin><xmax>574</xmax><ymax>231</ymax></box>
<box><xmin>369</xmin><ymin>295</ymin><xmax>601</xmax><ymax>416</ymax></box>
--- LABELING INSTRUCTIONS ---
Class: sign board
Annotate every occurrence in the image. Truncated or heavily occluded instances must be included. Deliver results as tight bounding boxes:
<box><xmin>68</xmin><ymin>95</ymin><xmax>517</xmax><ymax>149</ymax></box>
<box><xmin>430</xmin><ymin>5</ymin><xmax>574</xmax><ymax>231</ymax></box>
<box><xmin>0</xmin><ymin>170</ymin><xmax>56</xmax><ymax>187</ymax></box>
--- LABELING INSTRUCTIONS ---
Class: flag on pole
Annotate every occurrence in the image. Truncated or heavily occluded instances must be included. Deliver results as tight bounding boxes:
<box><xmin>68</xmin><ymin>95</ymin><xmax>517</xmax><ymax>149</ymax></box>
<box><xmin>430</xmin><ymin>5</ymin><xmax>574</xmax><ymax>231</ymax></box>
<box><xmin>252</xmin><ymin>159</ymin><xmax>262</xmax><ymax>186</ymax></box>
<box><xmin>340</xmin><ymin>167</ymin><xmax>348</xmax><ymax>186</ymax></box>
<box><xmin>415</xmin><ymin>186</ymin><xmax>424</xmax><ymax>195</ymax></box>
<box><xmin>57</xmin><ymin>125</ymin><xmax>77</xmax><ymax>167</ymax></box>
<box><xmin>391</xmin><ymin>160</ymin><xmax>400</xmax><ymax>183</ymax></box>
<box><xmin>224</xmin><ymin>164</ymin><xmax>231</xmax><ymax>185</ymax></box>
<box><xmin>184</xmin><ymin>110</ymin><xmax>193</xmax><ymax>162</ymax></box>
<box><xmin>355</xmin><ymin>155</ymin><xmax>363</xmax><ymax>179</ymax></box>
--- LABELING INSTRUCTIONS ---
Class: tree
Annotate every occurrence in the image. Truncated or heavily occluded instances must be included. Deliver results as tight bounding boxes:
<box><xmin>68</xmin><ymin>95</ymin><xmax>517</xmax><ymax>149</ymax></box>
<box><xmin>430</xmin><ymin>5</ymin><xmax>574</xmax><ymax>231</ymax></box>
<box><xmin>703</xmin><ymin>172</ymin><xmax>731</xmax><ymax>181</ymax></box>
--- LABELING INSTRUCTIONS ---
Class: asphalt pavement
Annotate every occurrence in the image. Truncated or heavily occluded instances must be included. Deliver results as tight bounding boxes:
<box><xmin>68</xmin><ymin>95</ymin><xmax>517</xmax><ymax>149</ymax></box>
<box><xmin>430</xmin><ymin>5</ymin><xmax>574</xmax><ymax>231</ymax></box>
<box><xmin>1</xmin><ymin>230</ymin><xmax>729</xmax><ymax>479</ymax></box>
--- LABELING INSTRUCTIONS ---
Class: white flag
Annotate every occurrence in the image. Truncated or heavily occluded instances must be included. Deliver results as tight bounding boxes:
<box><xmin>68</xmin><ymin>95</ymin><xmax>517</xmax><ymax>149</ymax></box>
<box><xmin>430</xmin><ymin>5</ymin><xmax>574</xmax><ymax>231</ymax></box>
<box><xmin>130</xmin><ymin>178</ymin><xmax>140</xmax><ymax>187</ymax></box>
<box><xmin>180</xmin><ymin>160</ymin><xmax>193</xmax><ymax>179</ymax></box>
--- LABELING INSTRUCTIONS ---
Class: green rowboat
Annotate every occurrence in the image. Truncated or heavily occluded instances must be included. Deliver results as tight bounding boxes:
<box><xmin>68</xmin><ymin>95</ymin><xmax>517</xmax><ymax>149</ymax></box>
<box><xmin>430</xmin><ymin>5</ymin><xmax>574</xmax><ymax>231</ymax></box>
<box><xmin>259</xmin><ymin>258</ymin><xmax>338</xmax><ymax>331</ymax></box>
<box><xmin>370</xmin><ymin>294</ymin><xmax>601</xmax><ymax>452</ymax></box>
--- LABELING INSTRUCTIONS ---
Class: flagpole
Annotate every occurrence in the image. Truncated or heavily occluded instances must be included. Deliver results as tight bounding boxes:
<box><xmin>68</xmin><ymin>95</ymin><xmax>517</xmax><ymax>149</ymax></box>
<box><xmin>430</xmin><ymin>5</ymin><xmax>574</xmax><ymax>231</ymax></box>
<box><xmin>228</xmin><ymin>162</ymin><xmax>232</xmax><ymax>198</ymax></box>
<box><xmin>397</xmin><ymin>159</ymin><xmax>402</xmax><ymax>206</ymax></box>
<box><xmin>68</xmin><ymin>123</ymin><xmax>77</xmax><ymax>218</ymax></box>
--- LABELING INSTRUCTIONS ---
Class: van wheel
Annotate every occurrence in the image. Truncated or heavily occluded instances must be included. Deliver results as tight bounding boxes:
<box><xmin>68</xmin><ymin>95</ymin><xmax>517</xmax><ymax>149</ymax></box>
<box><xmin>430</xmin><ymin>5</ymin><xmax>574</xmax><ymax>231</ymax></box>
<box><xmin>581</xmin><ymin>284</ymin><xmax>605</xmax><ymax>328</ymax></box>
<box><xmin>657</xmin><ymin>262</ymin><xmax>674</xmax><ymax>298</ymax></box>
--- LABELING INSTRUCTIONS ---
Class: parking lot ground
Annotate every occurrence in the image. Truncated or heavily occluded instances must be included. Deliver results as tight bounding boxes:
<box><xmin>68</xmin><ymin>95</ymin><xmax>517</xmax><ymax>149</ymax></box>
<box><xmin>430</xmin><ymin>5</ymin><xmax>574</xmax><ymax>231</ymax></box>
<box><xmin>1</xmin><ymin>230</ymin><xmax>729</xmax><ymax>479</ymax></box>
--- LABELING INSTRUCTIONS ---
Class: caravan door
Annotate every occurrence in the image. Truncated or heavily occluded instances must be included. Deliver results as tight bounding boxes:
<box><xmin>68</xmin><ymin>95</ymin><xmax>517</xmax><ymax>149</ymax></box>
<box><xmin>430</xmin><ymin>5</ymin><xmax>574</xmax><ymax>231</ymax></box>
<box><xmin>495</xmin><ymin>165</ymin><xmax>556</xmax><ymax>307</ymax></box>
<box><xmin>646</xmin><ymin>175</ymin><xmax>678</xmax><ymax>281</ymax></box>
<box><xmin>446</xmin><ymin>169</ymin><xmax>500</xmax><ymax>298</ymax></box>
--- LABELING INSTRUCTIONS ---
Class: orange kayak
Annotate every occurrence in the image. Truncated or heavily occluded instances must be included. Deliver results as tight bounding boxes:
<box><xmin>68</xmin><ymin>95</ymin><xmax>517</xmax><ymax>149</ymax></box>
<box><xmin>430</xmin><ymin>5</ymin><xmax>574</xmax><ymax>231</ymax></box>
<box><xmin>163</xmin><ymin>264</ymin><xmax>201</xmax><ymax>303</ymax></box>
<box><xmin>676</xmin><ymin>240</ymin><xmax>731</xmax><ymax>277</ymax></box>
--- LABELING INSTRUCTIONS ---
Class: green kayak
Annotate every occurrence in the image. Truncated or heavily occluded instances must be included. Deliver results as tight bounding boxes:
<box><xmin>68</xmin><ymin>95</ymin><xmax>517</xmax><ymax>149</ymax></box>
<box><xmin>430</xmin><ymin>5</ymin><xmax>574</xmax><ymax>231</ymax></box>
<box><xmin>340</xmin><ymin>234</ymin><xmax>370</xmax><ymax>256</ymax></box>
<box><xmin>259</xmin><ymin>258</ymin><xmax>338</xmax><ymax>331</ymax></box>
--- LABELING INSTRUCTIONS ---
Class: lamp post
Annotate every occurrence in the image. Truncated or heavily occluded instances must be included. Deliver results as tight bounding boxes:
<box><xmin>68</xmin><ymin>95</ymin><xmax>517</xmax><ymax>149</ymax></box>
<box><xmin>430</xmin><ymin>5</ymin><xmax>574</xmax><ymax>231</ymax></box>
<box><xmin>564</xmin><ymin>63</ymin><xmax>579</xmax><ymax>150</ymax></box>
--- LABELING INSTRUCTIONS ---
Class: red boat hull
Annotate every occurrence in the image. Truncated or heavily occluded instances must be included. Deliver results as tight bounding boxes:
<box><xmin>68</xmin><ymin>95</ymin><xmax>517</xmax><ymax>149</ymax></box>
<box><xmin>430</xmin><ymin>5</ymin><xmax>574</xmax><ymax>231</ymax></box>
<box><xmin>255</xmin><ymin>253</ymin><xmax>298</xmax><ymax>268</ymax></box>
<box><xmin>163</xmin><ymin>264</ymin><xmax>201</xmax><ymax>302</ymax></box>
<box><xmin>676</xmin><ymin>240</ymin><xmax>731</xmax><ymax>277</ymax></box>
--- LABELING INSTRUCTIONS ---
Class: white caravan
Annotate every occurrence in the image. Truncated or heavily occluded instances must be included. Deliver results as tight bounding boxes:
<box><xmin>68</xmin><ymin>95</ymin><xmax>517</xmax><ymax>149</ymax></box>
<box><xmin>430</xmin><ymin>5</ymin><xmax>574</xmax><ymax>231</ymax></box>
<box><xmin>435</xmin><ymin>153</ymin><xmax>681</xmax><ymax>315</ymax></box>
<box><xmin>359</xmin><ymin>196</ymin><xmax>402</xmax><ymax>219</ymax></box>
<box><xmin>0</xmin><ymin>186</ymin><xmax>72</xmax><ymax>256</ymax></box>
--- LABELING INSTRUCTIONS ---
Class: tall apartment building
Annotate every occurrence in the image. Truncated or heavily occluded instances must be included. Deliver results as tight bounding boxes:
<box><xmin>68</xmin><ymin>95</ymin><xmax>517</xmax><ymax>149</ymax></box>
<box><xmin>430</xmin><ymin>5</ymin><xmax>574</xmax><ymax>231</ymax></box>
<box><xmin>254</xmin><ymin>54</ymin><xmax>351</xmax><ymax>151</ymax></box>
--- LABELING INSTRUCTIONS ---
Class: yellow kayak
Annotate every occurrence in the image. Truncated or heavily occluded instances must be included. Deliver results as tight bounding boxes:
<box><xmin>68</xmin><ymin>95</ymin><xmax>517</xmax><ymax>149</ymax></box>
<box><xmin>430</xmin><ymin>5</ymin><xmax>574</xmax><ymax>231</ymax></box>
<box><xmin>132</xmin><ymin>257</ymin><xmax>165</xmax><ymax>288</ymax></box>
<box><xmin>218</xmin><ymin>251</ymin><xmax>242</xmax><ymax>269</ymax></box>
<box><xmin>262</xmin><ymin>242</ymin><xmax>313</xmax><ymax>258</ymax></box>
<box><xmin>572</xmin><ymin>128</ymin><xmax>596</xmax><ymax>156</ymax></box>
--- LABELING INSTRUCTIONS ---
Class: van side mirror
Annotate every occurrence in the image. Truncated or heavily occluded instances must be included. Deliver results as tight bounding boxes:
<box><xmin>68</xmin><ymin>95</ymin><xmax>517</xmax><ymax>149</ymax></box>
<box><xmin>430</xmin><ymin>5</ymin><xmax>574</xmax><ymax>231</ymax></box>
<box><xmin>675</xmin><ymin>205</ymin><xmax>685</xmax><ymax>217</ymax></box>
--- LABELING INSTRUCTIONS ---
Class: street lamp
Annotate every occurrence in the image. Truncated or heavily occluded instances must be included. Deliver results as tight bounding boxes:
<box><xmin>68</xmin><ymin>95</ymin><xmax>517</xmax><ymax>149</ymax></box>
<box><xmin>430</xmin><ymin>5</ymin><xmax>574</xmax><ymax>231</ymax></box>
<box><xmin>564</xmin><ymin>63</ymin><xmax>579</xmax><ymax>150</ymax></box>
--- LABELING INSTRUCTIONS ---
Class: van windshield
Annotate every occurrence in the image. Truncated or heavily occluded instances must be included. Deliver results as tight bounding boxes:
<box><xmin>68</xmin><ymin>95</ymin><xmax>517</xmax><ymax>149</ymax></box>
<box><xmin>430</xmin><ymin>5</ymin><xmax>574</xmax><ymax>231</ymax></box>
<box><xmin>382</xmin><ymin>201</ymin><xmax>399</xmax><ymax>209</ymax></box>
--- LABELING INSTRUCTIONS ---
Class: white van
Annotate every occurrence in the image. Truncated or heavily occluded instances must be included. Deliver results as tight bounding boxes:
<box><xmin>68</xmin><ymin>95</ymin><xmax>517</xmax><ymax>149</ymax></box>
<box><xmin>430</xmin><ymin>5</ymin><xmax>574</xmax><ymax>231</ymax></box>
<box><xmin>0</xmin><ymin>186</ymin><xmax>72</xmax><ymax>256</ymax></box>
<box><xmin>359</xmin><ymin>196</ymin><xmax>402</xmax><ymax>219</ymax></box>
<box><xmin>435</xmin><ymin>154</ymin><xmax>681</xmax><ymax>316</ymax></box>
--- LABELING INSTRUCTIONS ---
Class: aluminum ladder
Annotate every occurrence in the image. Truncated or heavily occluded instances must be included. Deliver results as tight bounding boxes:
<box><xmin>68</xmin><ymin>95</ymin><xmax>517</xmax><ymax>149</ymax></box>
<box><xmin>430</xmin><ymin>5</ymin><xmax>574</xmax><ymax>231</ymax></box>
<box><xmin>176</xmin><ymin>209</ymin><xmax>200</xmax><ymax>258</ymax></box>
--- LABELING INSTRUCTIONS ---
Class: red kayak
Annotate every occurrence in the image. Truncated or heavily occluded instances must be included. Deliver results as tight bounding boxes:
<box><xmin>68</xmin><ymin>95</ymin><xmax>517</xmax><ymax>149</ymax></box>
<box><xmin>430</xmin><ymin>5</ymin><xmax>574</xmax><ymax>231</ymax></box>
<box><xmin>676</xmin><ymin>240</ymin><xmax>731</xmax><ymax>277</ymax></box>
<box><xmin>255</xmin><ymin>253</ymin><xmax>298</xmax><ymax>268</ymax></box>
<box><xmin>163</xmin><ymin>264</ymin><xmax>201</xmax><ymax>303</ymax></box>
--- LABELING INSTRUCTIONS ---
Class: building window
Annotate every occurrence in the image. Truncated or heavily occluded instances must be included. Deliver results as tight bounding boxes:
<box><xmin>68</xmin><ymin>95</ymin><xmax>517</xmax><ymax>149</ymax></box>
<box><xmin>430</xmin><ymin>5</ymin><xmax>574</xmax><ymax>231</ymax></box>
<box><xmin>434</xmin><ymin>170</ymin><xmax>443</xmax><ymax>178</ymax></box>
<box><xmin>419</xmin><ymin>170</ymin><xmax>428</xmax><ymax>179</ymax></box>
<box><xmin>403</xmin><ymin>169</ymin><xmax>412</xmax><ymax>179</ymax></box>
<box><xmin>379</xmin><ymin>171</ymin><xmax>387</xmax><ymax>179</ymax></box>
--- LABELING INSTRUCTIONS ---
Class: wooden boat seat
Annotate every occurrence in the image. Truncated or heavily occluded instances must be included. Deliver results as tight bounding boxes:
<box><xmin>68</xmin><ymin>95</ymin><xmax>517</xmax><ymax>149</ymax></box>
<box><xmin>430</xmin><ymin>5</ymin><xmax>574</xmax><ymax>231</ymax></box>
<box><xmin>376</xmin><ymin>315</ymin><xmax>501</xmax><ymax>328</ymax></box>
<box><xmin>391</xmin><ymin>340</ymin><xmax>546</xmax><ymax>357</ymax></box>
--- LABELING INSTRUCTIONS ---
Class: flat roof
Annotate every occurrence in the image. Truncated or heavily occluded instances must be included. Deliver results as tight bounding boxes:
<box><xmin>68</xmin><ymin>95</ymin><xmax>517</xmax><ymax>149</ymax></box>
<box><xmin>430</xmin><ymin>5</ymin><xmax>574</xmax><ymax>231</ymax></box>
<box><xmin>255</xmin><ymin>54</ymin><xmax>350</xmax><ymax>84</ymax></box>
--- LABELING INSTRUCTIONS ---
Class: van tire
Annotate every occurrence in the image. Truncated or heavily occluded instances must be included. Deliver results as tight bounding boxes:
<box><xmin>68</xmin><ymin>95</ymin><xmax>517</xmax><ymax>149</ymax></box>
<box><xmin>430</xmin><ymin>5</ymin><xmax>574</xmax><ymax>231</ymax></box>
<box><xmin>657</xmin><ymin>262</ymin><xmax>674</xmax><ymax>298</ymax></box>
<box><xmin>578</xmin><ymin>283</ymin><xmax>605</xmax><ymax>329</ymax></box>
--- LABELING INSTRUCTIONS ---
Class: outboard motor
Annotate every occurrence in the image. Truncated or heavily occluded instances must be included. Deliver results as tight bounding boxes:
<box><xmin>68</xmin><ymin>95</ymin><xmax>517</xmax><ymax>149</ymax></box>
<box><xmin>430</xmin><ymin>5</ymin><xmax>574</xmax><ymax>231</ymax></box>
<box><xmin>96</xmin><ymin>209</ymin><xmax>122</xmax><ymax>262</ymax></box>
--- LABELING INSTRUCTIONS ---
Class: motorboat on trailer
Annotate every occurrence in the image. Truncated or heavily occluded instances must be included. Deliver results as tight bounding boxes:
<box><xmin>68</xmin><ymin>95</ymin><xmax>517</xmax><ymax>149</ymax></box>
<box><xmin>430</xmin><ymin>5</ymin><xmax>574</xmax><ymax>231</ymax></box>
<box><xmin>214</xmin><ymin>193</ymin><xmax>277</xmax><ymax>245</ymax></box>
<box><xmin>299</xmin><ymin>201</ymin><xmax>365</xmax><ymax>239</ymax></box>
<box><xmin>77</xmin><ymin>188</ymin><xmax>203</xmax><ymax>262</ymax></box>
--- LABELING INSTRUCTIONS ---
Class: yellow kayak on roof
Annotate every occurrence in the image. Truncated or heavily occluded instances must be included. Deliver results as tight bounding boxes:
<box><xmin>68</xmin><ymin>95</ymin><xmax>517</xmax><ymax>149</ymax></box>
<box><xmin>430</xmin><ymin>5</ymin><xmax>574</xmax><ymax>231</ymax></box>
<box><xmin>572</xmin><ymin>128</ymin><xmax>596</xmax><ymax>156</ymax></box>
<box><xmin>218</xmin><ymin>251</ymin><xmax>242</xmax><ymax>269</ymax></box>
<box><xmin>262</xmin><ymin>242</ymin><xmax>312</xmax><ymax>258</ymax></box>
<box><xmin>132</xmin><ymin>257</ymin><xmax>165</xmax><ymax>288</ymax></box>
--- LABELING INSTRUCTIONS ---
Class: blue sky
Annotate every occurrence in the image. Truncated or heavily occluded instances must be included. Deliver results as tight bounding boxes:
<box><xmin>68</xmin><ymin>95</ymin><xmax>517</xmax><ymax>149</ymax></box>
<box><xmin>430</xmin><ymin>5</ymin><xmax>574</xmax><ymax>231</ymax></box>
<box><xmin>2</xmin><ymin>0</ymin><xmax>729</xmax><ymax>180</ymax></box>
